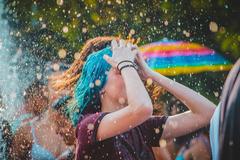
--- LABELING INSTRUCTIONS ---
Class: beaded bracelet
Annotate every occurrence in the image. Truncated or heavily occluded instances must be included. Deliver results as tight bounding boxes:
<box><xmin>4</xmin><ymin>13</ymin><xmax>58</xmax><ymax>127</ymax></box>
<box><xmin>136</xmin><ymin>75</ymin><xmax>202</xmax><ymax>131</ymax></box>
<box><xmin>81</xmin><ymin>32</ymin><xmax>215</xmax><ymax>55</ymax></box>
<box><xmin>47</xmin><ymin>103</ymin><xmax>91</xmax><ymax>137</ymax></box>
<box><xmin>117</xmin><ymin>60</ymin><xmax>139</xmax><ymax>72</ymax></box>
<box><xmin>117</xmin><ymin>60</ymin><xmax>135</xmax><ymax>71</ymax></box>
<box><xmin>119</xmin><ymin>64</ymin><xmax>137</xmax><ymax>73</ymax></box>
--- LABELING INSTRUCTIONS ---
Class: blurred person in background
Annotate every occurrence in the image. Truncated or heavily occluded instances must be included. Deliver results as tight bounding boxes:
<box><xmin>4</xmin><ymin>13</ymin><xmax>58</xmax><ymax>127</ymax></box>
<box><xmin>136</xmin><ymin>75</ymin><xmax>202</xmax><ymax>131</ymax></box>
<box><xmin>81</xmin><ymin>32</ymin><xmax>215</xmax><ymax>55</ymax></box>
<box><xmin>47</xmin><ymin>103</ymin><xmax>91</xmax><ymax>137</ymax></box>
<box><xmin>9</xmin><ymin>63</ymin><xmax>76</xmax><ymax>160</ymax></box>
<box><xmin>9</xmin><ymin>95</ymin><xmax>75</xmax><ymax>160</ymax></box>
<box><xmin>11</xmin><ymin>80</ymin><xmax>49</xmax><ymax>134</ymax></box>
<box><xmin>210</xmin><ymin>59</ymin><xmax>240</xmax><ymax>160</ymax></box>
<box><xmin>153</xmin><ymin>97</ymin><xmax>211</xmax><ymax>160</ymax></box>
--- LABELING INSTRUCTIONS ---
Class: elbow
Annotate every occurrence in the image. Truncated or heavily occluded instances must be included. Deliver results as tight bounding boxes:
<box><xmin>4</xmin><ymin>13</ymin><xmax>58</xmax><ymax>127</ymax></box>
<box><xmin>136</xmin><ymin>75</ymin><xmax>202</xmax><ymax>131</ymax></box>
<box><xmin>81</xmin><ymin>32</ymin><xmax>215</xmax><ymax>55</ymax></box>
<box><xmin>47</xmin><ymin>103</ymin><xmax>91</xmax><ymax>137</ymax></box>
<box><xmin>198</xmin><ymin>105</ymin><xmax>216</xmax><ymax>126</ymax></box>
<box><xmin>206</xmin><ymin>105</ymin><xmax>216</xmax><ymax>121</ymax></box>
<box><xmin>133</xmin><ymin>102</ymin><xmax>153</xmax><ymax>120</ymax></box>
<box><xmin>203</xmin><ymin>104</ymin><xmax>216</xmax><ymax>120</ymax></box>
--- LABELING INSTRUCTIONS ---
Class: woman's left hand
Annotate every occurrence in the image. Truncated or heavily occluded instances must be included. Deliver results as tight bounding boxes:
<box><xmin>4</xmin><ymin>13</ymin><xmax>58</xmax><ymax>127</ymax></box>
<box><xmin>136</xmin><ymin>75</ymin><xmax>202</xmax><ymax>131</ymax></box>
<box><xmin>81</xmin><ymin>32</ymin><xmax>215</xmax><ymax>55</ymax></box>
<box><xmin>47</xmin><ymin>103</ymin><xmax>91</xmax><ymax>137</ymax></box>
<box><xmin>135</xmin><ymin>51</ymin><xmax>154</xmax><ymax>80</ymax></box>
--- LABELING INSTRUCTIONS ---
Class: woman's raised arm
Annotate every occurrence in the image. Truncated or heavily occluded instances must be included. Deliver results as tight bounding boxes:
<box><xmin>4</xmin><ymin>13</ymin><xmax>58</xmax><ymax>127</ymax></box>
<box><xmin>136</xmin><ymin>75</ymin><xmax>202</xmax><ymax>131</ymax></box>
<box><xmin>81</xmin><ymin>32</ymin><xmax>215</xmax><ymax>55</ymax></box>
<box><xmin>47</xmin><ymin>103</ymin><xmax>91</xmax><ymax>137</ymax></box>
<box><xmin>136</xmin><ymin>53</ymin><xmax>216</xmax><ymax>139</ymax></box>
<box><xmin>95</xmin><ymin>40</ymin><xmax>153</xmax><ymax>141</ymax></box>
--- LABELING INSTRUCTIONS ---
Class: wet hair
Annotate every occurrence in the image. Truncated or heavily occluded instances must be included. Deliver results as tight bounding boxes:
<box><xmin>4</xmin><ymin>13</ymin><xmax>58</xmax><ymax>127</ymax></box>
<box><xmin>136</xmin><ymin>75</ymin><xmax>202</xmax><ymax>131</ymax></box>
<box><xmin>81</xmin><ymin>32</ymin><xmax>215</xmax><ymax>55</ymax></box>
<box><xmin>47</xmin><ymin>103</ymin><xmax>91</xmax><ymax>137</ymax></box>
<box><xmin>219</xmin><ymin>59</ymin><xmax>240</xmax><ymax>160</ymax></box>
<box><xmin>24</xmin><ymin>80</ymin><xmax>49</xmax><ymax>116</ymax></box>
<box><xmin>24</xmin><ymin>80</ymin><xmax>46</xmax><ymax>101</ymax></box>
<box><xmin>51</xmin><ymin>95</ymin><xmax>72</xmax><ymax>118</ymax></box>
<box><xmin>51</xmin><ymin>36</ymin><xmax>115</xmax><ymax>93</ymax></box>
<box><xmin>52</xmin><ymin>36</ymin><xmax>165</xmax><ymax>125</ymax></box>
<box><xmin>43</xmin><ymin>61</ymin><xmax>70</xmax><ymax>84</ymax></box>
<box><xmin>51</xmin><ymin>37</ymin><xmax>115</xmax><ymax>126</ymax></box>
<box><xmin>51</xmin><ymin>95</ymin><xmax>72</xmax><ymax>110</ymax></box>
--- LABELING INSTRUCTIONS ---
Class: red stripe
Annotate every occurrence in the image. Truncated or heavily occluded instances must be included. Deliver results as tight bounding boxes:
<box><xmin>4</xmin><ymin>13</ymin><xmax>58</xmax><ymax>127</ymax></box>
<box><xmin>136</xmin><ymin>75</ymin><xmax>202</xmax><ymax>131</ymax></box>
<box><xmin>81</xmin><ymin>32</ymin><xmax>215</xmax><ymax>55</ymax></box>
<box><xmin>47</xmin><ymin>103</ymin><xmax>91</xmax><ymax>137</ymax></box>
<box><xmin>143</xmin><ymin>48</ymin><xmax>215</xmax><ymax>57</ymax></box>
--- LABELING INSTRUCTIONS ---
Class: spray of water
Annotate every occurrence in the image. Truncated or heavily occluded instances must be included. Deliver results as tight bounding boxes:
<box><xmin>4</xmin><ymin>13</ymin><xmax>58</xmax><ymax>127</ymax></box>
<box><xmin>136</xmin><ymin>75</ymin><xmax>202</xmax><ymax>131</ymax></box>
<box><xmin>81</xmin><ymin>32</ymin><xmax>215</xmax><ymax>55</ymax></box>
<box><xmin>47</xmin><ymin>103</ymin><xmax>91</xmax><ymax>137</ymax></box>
<box><xmin>0</xmin><ymin>0</ymin><xmax>39</xmax><ymax>121</ymax></box>
<box><xmin>0</xmin><ymin>0</ymin><xmax>21</xmax><ymax>119</ymax></box>
<box><xmin>0</xmin><ymin>1</ymin><xmax>41</xmax><ymax>158</ymax></box>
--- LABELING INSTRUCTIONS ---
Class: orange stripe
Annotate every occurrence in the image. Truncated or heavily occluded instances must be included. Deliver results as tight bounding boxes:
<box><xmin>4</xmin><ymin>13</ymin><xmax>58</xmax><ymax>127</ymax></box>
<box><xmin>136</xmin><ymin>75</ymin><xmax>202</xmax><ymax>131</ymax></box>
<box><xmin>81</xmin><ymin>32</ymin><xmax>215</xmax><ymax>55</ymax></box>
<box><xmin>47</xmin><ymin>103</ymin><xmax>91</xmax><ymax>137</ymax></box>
<box><xmin>140</xmin><ymin>43</ymin><xmax>208</xmax><ymax>52</ymax></box>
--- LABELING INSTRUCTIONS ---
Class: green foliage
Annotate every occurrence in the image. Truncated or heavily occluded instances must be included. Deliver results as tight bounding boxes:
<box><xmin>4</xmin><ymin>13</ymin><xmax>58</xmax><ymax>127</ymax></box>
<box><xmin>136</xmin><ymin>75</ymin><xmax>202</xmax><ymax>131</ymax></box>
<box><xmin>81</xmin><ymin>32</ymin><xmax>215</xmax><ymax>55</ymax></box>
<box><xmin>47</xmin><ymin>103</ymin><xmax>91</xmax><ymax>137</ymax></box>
<box><xmin>2</xmin><ymin>0</ymin><xmax>239</xmax><ymax>102</ymax></box>
<box><xmin>3</xmin><ymin>0</ymin><xmax>240</xmax><ymax>62</ymax></box>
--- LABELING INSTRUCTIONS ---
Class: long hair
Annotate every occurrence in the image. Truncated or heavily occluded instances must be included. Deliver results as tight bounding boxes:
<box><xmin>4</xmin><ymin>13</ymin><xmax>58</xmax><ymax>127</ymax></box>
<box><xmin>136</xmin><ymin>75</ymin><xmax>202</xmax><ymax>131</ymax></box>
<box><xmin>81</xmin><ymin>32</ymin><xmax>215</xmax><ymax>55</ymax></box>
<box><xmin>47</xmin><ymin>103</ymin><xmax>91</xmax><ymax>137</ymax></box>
<box><xmin>219</xmin><ymin>59</ymin><xmax>240</xmax><ymax>160</ymax></box>
<box><xmin>52</xmin><ymin>36</ymin><xmax>165</xmax><ymax>125</ymax></box>
<box><xmin>51</xmin><ymin>36</ymin><xmax>116</xmax><ymax>93</ymax></box>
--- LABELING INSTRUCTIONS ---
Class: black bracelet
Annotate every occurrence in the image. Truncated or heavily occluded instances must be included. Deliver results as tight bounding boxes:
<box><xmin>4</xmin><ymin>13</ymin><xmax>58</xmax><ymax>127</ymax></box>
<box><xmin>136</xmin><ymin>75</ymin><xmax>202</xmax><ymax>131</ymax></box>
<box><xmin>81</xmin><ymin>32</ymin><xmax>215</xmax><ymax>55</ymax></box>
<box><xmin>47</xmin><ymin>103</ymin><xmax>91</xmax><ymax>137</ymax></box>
<box><xmin>117</xmin><ymin>60</ymin><xmax>135</xmax><ymax>70</ymax></box>
<box><xmin>119</xmin><ymin>64</ymin><xmax>137</xmax><ymax>73</ymax></box>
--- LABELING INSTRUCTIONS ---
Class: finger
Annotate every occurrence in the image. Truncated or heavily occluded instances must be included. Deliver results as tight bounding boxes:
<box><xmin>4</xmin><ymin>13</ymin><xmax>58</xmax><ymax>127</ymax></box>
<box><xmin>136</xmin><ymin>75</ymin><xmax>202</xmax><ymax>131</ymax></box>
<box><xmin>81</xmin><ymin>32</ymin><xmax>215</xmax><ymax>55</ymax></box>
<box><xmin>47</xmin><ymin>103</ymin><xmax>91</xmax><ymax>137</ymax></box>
<box><xmin>119</xmin><ymin>39</ymin><xmax>125</xmax><ymax>47</ymax></box>
<box><xmin>136</xmin><ymin>52</ymin><xmax>144</xmax><ymax>59</ymax></box>
<box><xmin>111</xmin><ymin>39</ymin><xmax>118</xmax><ymax>50</ymax></box>
<box><xmin>126</xmin><ymin>42</ymin><xmax>132</xmax><ymax>48</ymax></box>
<box><xmin>103</xmin><ymin>55</ymin><xmax>117</xmax><ymax>68</ymax></box>
<box><xmin>136</xmin><ymin>52</ymin><xmax>140</xmax><ymax>59</ymax></box>
<box><xmin>130</xmin><ymin>38</ymin><xmax>135</xmax><ymax>44</ymax></box>
<box><xmin>131</xmin><ymin>44</ymin><xmax>138</xmax><ymax>50</ymax></box>
<box><xmin>132</xmin><ymin>49</ymin><xmax>139</xmax><ymax>56</ymax></box>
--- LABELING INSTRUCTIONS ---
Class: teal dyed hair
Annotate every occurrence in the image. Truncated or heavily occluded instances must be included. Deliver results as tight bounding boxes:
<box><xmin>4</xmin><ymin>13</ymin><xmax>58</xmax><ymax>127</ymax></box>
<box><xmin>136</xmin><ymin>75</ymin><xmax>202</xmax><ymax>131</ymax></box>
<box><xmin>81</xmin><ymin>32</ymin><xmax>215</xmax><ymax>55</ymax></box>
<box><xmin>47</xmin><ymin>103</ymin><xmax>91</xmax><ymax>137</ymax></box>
<box><xmin>72</xmin><ymin>47</ymin><xmax>112</xmax><ymax>125</ymax></box>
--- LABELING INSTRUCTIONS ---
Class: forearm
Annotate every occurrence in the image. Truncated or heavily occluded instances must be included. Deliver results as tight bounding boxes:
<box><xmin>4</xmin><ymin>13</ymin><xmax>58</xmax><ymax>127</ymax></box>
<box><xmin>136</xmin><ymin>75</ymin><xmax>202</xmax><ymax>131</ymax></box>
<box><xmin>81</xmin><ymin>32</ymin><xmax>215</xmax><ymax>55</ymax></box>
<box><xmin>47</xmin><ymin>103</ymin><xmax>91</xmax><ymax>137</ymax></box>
<box><xmin>149</xmin><ymin>70</ymin><xmax>215</xmax><ymax>116</ymax></box>
<box><xmin>121</xmin><ymin>67</ymin><xmax>153</xmax><ymax>111</ymax></box>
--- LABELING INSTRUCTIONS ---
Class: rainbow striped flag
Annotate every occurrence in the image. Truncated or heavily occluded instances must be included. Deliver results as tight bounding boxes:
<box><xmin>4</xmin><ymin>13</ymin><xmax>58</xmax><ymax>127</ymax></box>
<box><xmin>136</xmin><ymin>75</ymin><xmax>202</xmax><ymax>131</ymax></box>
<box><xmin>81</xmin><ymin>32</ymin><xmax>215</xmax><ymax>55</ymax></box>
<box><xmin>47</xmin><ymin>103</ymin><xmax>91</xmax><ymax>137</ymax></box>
<box><xmin>140</xmin><ymin>39</ymin><xmax>233</xmax><ymax>76</ymax></box>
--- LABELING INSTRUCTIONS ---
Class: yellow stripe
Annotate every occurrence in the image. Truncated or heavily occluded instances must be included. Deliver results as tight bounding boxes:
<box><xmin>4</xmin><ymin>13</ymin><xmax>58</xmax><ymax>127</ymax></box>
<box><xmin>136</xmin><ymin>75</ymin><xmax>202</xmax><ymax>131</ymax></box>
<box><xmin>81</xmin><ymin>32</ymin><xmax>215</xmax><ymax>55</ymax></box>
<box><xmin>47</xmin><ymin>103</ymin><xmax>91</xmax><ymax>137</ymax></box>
<box><xmin>140</xmin><ymin>43</ymin><xmax>207</xmax><ymax>52</ymax></box>
<box><xmin>154</xmin><ymin>64</ymin><xmax>233</xmax><ymax>76</ymax></box>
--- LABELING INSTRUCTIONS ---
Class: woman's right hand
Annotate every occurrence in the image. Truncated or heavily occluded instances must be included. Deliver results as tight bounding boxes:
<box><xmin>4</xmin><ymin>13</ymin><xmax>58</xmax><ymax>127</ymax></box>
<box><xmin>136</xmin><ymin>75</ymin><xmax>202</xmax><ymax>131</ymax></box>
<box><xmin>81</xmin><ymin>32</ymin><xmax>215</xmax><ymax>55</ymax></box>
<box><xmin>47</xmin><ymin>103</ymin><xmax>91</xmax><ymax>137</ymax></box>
<box><xmin>103</xmin><ymin>39</ymin><xmax>137</xmax><ymax>68</ymax></box>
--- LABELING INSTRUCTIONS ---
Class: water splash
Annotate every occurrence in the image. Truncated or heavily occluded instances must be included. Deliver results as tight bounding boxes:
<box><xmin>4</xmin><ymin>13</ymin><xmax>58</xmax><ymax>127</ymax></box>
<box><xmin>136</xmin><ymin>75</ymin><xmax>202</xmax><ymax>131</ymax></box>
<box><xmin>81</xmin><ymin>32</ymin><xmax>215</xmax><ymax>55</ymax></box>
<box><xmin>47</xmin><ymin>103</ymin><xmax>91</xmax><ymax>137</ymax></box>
<box><xmin>0</xmin><ymin>1</ymin><xmax>42</xmax><ymax>157</ymax></box>
<box><xmin>0</xmin><ymin>0</ymin><xmax>21</xmax><ymax>119</ymax></box>
<box><xmin>0</xmin><ymin>0</ymin><xmax>39</xmax><ymax>120</ymax></box>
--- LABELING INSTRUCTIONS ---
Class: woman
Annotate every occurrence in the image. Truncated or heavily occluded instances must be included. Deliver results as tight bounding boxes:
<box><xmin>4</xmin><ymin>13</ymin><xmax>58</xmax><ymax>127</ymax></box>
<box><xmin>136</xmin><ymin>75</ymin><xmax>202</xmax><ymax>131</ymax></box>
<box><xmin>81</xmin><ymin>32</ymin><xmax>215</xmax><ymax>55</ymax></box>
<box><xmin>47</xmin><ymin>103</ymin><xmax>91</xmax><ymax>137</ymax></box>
<box><xmin>0</xmin><ymin>83</ymin><xmax>46</xmax><ymax>159</ymax></box>
<box><xmin>54</xmin><ymin>37</ymin><xmax>215</xmax><ymax>160</ymax></box>
<box><xmin>9</xmin><ymin>68</ymin><xmax>75</xmax><ymax>160</ymax></box>
<box><xmin>175</xmin><ymin>129</ymin><xmax>211</xmax><ymax>160</ymax></box>
<box><xmin>9</xmin><ymin>95</ymin><xmax>75</xmax><ymax>160</ymax></box>
<box><xmin>10</xmin><ymin>80</ymin><xmax>49</xmax><ymax>134</ymax></box>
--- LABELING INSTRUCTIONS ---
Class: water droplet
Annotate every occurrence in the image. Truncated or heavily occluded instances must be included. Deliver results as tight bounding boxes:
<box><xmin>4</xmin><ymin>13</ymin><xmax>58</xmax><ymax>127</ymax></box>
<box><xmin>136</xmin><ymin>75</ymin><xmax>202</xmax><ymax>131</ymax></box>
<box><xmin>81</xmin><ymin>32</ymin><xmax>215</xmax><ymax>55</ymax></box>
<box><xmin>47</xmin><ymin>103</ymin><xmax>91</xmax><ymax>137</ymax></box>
<box><xmin>130</xmin><ymin>29</ymin><xmax>135</xmax><ymax>35</ymax></box>
<box><xmin>89</xmin><ymin>83</ymin><xmax>94</xmax><ymax>88</ymax></box>
<box><xmin>52</xmin><ymin>63</ymin><xmax>60</xmax><ymax>71</ymax></box>
<box><xmin>164</xmin><ymin>20</ymin><xmax>169</xmax><ymax>26</ymax></box>
<box><xmin>229</xmin><ymin>140</ymin><xmax>234</xmax><ymax>146</ymax></box>
<box><xmin>209</xmin><ymin>21</ymin><xmax>218</xmax><ymax>32</ymax></box>
<box><xmin>95</xmin><ymin>79</ymin><xmax>101</xmax><ymax>86</ymax></box>
<box><xmin>56</xmin><ymin>0</ymin><xmax>64</xmax><ymax>6</ymax></box>
<box><xmin>41</xmin><ymin>23</ymin><xmax>47</xmax><ymax>28</ymax></box>
<box><xmin>82</xmin><ymin>27</ymin><xmax>87</xmax><ymax>33</ymax></box>
<box><xmin>118</xmin><ymin>97</ymin><xmax>126</xmax><ymax>105</ymax></box>
<box><xmin>62</xmin><ymin>26</ymin><xmax>68</xmax><ymax>33</ymax></box>
<box><xmin>84</xmin><ymin>155</ymin><xmax>89</xmax><ymax>159</ymax></box>
<box><xmin>87</xmin><ymin>123</ymin><xmax>94</xmax><ymax>130</ymax></box>
<box><xmin>74</xmin><ymin>52</ymin><xmax>81</xmax><ymax>60</ymax></box>
<box><xmin>116</xmin><ymin>0</ymin><xmax>121</xmax><ymax>4</ymax></box>
<box><xmin>213</xmin><ymin>91</ymin><xmax>219</xmax><ymax>97</ymax></box>
<box><xmin>58</xmin><ymin>49</ymin><xmax>67</xmax><ymax>58</ymax></box>
<box><xmin>155</xmin><ymin>128</ymin><xmax>160</xmax><ymax>134</ymax></box>
<box><xmin>36</xmin><ymin>73</ymin><xmax>42</xmax><ymax>80</ymax></box>
<box><xmin>160</xmin><ymin>139</ymin><xmax>167</xmax><ymax>147</ymax></box>
<box><xmin>146</xmin><ymin>18</ymin><xmax>151</xmax><ymax>23</ymax></box>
